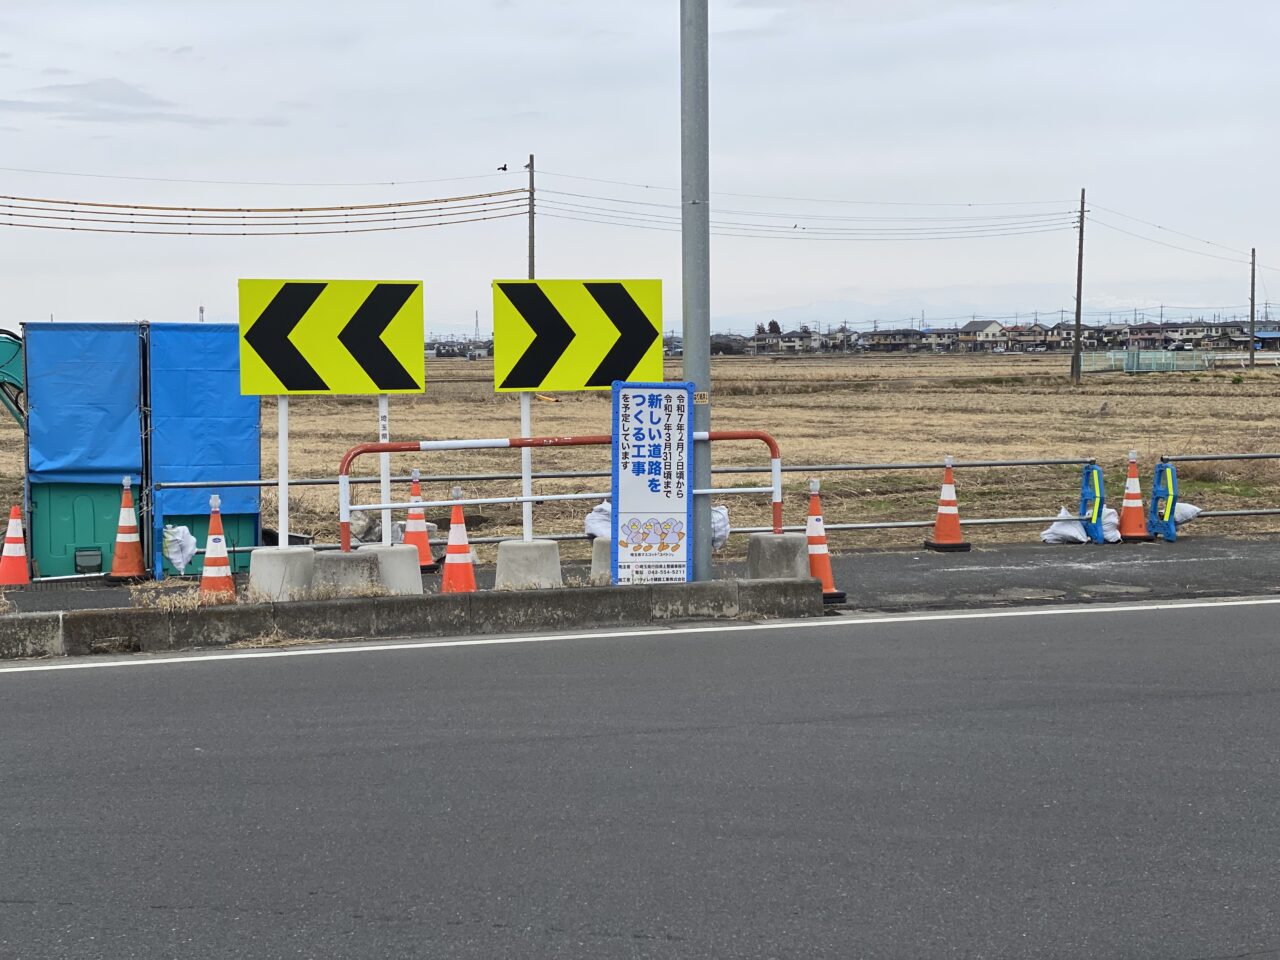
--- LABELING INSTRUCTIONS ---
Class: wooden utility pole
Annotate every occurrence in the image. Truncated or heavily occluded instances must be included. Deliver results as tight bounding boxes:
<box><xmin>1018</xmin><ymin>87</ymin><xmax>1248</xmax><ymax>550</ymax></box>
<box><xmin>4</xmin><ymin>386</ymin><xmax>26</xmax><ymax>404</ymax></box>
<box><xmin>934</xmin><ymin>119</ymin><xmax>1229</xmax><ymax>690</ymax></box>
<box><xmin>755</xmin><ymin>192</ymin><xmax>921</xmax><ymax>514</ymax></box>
<box><xmin>1071</xmin><ymin>188</ymin><xmax>1085</xmax><ymax>384</ymax></box>
<box><xmin>1250</xmin><ymin>247</ymin><xmax>1257</xmax><ymax>368</ymax></box>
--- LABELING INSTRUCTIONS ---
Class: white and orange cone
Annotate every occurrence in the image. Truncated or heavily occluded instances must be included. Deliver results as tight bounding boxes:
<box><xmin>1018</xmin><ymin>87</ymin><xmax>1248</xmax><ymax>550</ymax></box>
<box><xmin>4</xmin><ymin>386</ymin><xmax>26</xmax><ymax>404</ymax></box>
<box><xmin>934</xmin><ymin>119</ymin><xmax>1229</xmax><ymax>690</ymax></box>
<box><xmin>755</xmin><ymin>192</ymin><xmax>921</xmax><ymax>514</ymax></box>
<box><xmin>198</xmin><ymin>495</ymin><xmax>236</xmax><ymax>604</ymax></box>
<box><xmin>440</xmin><ymin>486</ymin><xmax>476</xmax><ymax>594</ymax></box>
<box><xmin>1118</xmin><ymin>450</ymin><xmax>1154</xmax><ymax>542</ymax></box>
<box><xmin>403</xmin><ymin>468</ymin><xmax>437</xmax><ymax>571</ymax></box>
<box><xmin>924</xmin><ymin>456</ymin><xmax>972</xmax><ymax>552</ymax></box>
<box><xmin>807</xmin><ymin>479</ymin><xmax>845</xmax><ymax>604</ymax></box>
<box><xmin>0</xmin><ymin>505</ymin><xmax>31</xmax><ymax>586</ymax></box>
<box><xmin>107</xmin><ymin>475</ymin><xmax>146</xmax><ymax>581</ymax></box>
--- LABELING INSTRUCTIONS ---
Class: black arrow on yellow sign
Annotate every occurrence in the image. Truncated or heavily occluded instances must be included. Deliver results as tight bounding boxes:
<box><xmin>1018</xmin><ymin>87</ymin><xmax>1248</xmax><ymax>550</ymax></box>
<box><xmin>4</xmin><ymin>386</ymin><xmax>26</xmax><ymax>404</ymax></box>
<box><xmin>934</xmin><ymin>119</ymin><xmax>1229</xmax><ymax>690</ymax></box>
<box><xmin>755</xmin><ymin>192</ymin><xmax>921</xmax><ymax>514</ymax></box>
<box><xmin>497</xmin><ymin>281</ymin><xmax>658</xmax><ymax>390</ymax></box>
<box><xmin>582</xmin><ymin>282</ymin><xmax>659</xmax><ymax>387</ymax></box>
<box><xmin>244</xmin><ymin>281</ymin><xmax>419</xmax><ymax>392</ymax></box>
<box><xmin>244</xmin><ymin>282</ymin><xmax>328</xmax><ymax>391</ymax></box>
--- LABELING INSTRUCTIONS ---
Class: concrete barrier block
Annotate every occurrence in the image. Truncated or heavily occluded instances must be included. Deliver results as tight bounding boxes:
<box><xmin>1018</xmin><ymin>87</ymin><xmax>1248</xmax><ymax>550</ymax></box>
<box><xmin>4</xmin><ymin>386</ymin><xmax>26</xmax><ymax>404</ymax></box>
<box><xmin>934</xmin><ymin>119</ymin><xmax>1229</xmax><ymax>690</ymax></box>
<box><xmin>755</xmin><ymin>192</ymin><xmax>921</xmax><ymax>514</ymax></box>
<box><xmin>746</xmin><ymin>532</ymin><xmax>810</xmax><ymax>580</ymax></box>
<box><xmin>357</xmin><ymin>544</ymin><xmax>425</xmax><ymax>596</ymax></box>
<box><xmin>370</xmin><ymin>594</ymin><xmax>471</xmax><ymax>638</ymax></box>
<box><xmin>61</xmin><ymin>608</ymin><xmax>170</xmax><ymax>656</ymax></box>
<box><xmin>167</xmin><ymin>606</ymin><xmax>275</xmax><ymax>651</ymax></box>
<box><xmin>248</xmin><ymin>546</ymin><xmax>315</xmax><ymax>601</ymax></box>
<box><xmin>0</xmin><ymin>612</ymin><xmax>64</xmax><ymax>659</ymax></box>
<box><xmin>650</xmin><ymin>580</ymin><xmax>739</xmax><ymax>621</ymax></box>
<box><xmin>589</xmin><ymin>538</ymin><xmax>613</xmax><ymax>585</ymax></box>
<box><xmin>494</xmin><ymin>539</ymin><xmax>563</xmax><ymax>590</ymax></box>
<box><xmin>738</xmin><ymin>578</ymin><xmax>824</xmax><ymax>620</ymax></box>
<box><xmin>467</xmin><ymin>586</ymin><xmax>580</xmax><ymax>635</ymax></box>
<box><xmin>271</xmin><ymin>598</ymin><xmax>377</xmax><ymax>641</ymax></box>
<box><xmin>312</xmin><ymin>551</ymin><xmax>382</xmax><ymax>598</ymax></box>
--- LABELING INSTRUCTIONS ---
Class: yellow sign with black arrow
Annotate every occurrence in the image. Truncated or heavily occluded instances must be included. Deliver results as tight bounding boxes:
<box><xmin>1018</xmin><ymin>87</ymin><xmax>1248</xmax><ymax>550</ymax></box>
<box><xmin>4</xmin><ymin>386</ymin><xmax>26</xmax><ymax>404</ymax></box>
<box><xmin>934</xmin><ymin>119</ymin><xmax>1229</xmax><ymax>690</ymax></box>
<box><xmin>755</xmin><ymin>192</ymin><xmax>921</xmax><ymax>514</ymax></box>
<box><xmin>492</xmin><ymin>279</ymin><xmax>662</xmax><ymax>392</ymax></box>
<box><xmin>239</xmin><ymin>279</ymin><xmax>425</xmax><ymax>396</ymax></box>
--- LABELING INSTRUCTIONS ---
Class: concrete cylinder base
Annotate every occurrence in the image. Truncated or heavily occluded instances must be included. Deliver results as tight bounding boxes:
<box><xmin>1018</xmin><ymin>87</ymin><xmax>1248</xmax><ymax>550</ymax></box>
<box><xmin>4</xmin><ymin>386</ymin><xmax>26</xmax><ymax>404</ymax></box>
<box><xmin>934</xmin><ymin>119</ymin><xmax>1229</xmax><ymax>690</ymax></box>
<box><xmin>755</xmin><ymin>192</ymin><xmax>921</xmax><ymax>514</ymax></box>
<box><xmin>589</xmin><ymin>537</ymin><xmax>613</xmax><ymax>585</ymax></box>
<box><xmin>746</xmin><ymin>532</ymin><xmax>809</xmax><ymax>580</ymax></box>
<box><xmin>248</xmin><ymin>546</ymin><xmax>315</xmax><ymax>601</ymax></box>
<box><xmin>312</xmin><ymin>551</ymin><xmax>382</xmax><ymax>598</ymax></box>
<box><xmin>494</xmin><ymin>539</ymin><xmax>563</xmax><ymax>590</ymax></box>
<box><xmin>357</xmin><ymin>544</ymin><xmax>426</xmax><ymax>596</ymax></box>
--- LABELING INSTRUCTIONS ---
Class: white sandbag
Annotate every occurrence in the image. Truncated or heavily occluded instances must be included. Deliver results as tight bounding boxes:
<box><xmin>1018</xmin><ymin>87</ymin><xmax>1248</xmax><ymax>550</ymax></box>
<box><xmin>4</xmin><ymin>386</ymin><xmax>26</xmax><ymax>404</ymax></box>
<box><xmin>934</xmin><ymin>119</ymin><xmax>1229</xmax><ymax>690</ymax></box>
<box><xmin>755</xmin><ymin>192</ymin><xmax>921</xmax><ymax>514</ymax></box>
<box><xmin>162</xmin><ymin>524</ymin><xmax>198</xmax><ymax>574</ymax></box>
<box><xmin>1174</xmin><ymin>502</ymin><xmax>1202</xmax><ymax>525</ymax></box>
<box><xmin>584</xmin><ymin>501</ymin><xmax>611</xmax><ymax>539</ymax></box>
<box><xmin>1100</xmin><ymin>506</ymin><xmax>1122</xmax><ymax>543</ymax></box>
<box><xmin>711</xmin><ymin>505</ymin><xmax>730</xmax><ymax>551</ymax></box>
<box><xmin>1040</xmin><ymin>506</ymin><xmax>1088</xmax><ymax>544</ymax></box>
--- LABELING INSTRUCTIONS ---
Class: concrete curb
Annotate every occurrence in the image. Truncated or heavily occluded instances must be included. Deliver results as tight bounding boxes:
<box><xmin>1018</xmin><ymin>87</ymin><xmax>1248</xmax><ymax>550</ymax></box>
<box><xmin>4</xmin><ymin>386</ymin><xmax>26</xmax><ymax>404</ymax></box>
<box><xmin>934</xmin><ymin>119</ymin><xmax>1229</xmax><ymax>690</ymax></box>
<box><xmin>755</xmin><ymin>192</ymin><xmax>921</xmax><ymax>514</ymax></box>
<box><xmin>0</xmin><ymin>579</ymin><xmax>824</xmax><ymax>661</ymax></box>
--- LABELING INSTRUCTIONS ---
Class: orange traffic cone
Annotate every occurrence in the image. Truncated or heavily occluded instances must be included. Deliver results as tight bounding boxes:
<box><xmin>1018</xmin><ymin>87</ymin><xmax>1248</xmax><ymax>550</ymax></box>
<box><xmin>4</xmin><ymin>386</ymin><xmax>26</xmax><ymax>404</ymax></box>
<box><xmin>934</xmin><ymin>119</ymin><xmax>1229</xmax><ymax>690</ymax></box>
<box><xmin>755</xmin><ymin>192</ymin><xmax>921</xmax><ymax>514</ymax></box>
<box><xmin>107</xmin><ymin>475</ymin><xmax>147</xmax><ymax>581</ymax></box>
<box><xmin>1</xmin><ymin>505</ymin><xmax>31</xmax><ymax>586</ymax></box>
<box><xmin>403</xmin><ymin>468</ymin><xmax>437</xmax><ymax>572</ymax></box>
<box><xmin>806</xmin><ymin>479</ymin><xmax>845</xmax><ymax>603</ymax></box>
<box><xmin>440</xmin><ymin>487</ymin><xmax>476</xmax><ymax>594</ymax></box>
<box><xmin>1118</xmin><ymin>450</ymin><xmax>1154</xmax><ymax>542</ymax></box>
<box><xmin>198</xmin><ymin>495</ymin><xmax>236</xmax><ymax>604</ymax></box>
<box><xmin>924</xmin><ymin>456</ymin><xmax>972</xmax><ymax>552</ymax></box>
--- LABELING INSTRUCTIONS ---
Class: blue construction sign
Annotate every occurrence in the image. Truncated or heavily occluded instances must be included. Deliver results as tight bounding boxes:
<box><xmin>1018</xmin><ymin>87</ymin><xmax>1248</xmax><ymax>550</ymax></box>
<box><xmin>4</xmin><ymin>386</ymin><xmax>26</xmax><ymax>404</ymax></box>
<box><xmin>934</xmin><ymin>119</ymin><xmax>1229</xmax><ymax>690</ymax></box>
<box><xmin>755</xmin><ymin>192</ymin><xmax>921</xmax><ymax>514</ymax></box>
<box><xmin>1078</xmin><ymin>463</ymin><xmax>1106</xmax><ymax>544</ymax></box>
<box><xmin>611</xmin><ymin>381</ymin><xmax>694</xmax><ymax>584</ymax></box>
<box><xmin>1148</xmin><ymin>461</ymin><xmax>1179</xmax><ymax>541</ymax></box>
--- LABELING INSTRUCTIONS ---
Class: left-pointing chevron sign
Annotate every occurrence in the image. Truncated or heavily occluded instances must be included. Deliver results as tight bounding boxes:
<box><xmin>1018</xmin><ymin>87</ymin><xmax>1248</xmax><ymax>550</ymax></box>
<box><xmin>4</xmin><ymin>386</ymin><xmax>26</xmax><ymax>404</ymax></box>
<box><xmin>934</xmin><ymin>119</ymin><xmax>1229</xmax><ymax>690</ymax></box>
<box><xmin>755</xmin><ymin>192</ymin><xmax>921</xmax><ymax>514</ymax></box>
<box><xmin>238</xmin><ymin>279</ymin><xmax>425</xmax><ymax>395</ymax></box>
<box><xmin>493</xmin><ymin>279</ymin><xmax>662</xmax><ymax>392</ymax></box>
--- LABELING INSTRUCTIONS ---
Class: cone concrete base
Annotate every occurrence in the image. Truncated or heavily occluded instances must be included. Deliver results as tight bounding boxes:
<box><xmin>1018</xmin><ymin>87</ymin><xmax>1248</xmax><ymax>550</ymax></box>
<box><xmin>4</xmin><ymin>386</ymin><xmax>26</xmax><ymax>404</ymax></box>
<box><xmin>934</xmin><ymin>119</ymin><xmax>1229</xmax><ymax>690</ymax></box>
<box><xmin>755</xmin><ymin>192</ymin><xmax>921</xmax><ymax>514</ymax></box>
<box><xmin>747</xmin><ymin>533</ymin><xmax>809</xmax><ymax>580</ymax></box>
<box><xmin>358</xmin><ymin>544</ymin><xmax>426</xmax><ymax>596</ymax></box>
<box><xmin>589</xmin><ymin>537</ymin><xmax>613</xmax><ymax>585</ymax></box>
<box><xmin>248</xmin><ymin>546</ymin><xmax>315</xmax><ymax>601</ymax></box>
<box><xmin>495</xmin><ymin>539</ymin><xmax>563</xmax><ymax>590</ymax></box>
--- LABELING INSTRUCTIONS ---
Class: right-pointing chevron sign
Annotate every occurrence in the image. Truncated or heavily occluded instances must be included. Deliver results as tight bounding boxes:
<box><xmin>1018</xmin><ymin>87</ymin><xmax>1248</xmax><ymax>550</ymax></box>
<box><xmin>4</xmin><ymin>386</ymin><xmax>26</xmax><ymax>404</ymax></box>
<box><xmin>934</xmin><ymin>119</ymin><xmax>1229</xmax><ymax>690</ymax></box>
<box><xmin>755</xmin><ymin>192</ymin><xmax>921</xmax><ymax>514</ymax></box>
<box><xmin>493</xmin><ymin>280</ymin><xmax>662</xmax><ymax>392</ymax></box>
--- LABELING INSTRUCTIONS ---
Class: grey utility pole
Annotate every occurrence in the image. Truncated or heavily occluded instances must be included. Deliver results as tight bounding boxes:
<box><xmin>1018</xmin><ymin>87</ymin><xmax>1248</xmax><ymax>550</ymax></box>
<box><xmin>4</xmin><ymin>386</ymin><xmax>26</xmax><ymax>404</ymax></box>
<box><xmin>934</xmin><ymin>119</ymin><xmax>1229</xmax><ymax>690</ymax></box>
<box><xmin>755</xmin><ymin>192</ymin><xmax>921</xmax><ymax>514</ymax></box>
<box><xmin>681</xmin><ymin>0</ymin><xmax>712</xmax><ymax>581</ymax></box>
<box><xmin>1071</xmin><ymin>188</ymin><xmax>1085</xmax><ymax>385</ymax></box>
<box><xmin>1250</xmin><ymin>247</ymin><xmax>1256</xmax><ymax>369</ymax></box>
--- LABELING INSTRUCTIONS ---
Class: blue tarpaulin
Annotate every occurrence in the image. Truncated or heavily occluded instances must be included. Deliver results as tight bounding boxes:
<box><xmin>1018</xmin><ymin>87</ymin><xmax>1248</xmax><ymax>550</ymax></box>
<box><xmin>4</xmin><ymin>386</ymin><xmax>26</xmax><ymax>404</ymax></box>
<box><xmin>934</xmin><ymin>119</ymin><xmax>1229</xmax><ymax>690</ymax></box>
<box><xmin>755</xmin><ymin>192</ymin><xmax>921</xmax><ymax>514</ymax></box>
<box><xmin>26</xmin><ymin>323</ymin><xmax>142</xmax><ymax>484</ymax></box>
<box><xmin>149</xmin><ymin>323</ymin><xmax>260</xmax><ymax>517</ymax></box>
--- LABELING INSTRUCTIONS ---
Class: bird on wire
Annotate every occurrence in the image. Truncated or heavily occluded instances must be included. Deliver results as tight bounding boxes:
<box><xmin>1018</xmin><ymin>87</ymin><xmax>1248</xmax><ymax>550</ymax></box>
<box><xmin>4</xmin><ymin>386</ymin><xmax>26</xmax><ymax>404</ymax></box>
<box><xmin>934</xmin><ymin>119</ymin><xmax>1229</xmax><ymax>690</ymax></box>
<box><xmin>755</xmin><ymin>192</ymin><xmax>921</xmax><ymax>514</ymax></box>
<box><xmin>497</xmin><ymin>163</ymin><xmax>508</xmax><ymax>172</ymax></box>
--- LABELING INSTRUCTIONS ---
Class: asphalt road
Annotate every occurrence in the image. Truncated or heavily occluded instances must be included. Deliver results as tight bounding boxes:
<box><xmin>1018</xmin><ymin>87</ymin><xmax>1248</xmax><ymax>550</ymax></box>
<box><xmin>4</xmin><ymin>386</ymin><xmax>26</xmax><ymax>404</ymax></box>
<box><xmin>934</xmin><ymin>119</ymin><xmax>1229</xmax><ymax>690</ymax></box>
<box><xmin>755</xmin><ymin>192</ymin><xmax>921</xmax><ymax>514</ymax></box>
<box><xmin>3</xmin><ymin>599</ymin><xmax>1279</xmax><ymax>959</ymax></box>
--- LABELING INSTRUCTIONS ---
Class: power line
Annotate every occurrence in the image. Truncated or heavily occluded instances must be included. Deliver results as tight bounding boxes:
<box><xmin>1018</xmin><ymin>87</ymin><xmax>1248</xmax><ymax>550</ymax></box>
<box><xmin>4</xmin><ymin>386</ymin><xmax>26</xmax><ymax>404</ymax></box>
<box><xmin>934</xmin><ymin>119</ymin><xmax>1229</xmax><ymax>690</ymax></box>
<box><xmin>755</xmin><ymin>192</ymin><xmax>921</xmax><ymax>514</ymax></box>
<box><xmin>1088</xmin><ymin>201</ymin><xmax>1252</xmax><ymax>257</ymax></box>
<box><xmin>0</xmin><ymin>209</ymin><xmax>527</xmax><ymax>237</ymax></box>
<box><xmin>0</xmin><ymin>165</ymin><xmax>520</xmax><ymax>188</ymax></box>
<box><xmin>0</xmin><ymin>187</ymin><xmax>525</xmax><ymax>214</ymax></box>
<box><xmin>540</xmin><ymin>210</ymin><xmax>1075</xmax><ymax>242</ymax></box>
<box><xmin>1089</xmin><ymin>217</ymin><xmax>1252</xmax><ymax>265</ymax></box>
<box><xmin>539</xmin><ymin>170</ymin><xmax>1072</xmax><ymax>208</ymax></box>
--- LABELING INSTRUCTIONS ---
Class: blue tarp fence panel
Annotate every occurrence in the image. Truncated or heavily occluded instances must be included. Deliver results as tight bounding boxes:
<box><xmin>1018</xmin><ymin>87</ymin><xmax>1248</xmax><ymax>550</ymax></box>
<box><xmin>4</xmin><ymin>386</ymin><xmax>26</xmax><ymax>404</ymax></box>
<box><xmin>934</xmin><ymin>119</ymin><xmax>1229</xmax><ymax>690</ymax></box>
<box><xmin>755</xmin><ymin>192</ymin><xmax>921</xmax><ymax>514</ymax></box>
<box><xmin>149</xmin><ymin>323</ymin><xmax>260</xmax><ymax>517</ymax></box>
<box><xmin>25</xmin><ymin>323</ymin><xmax>143</xmax><ymax>484</ymax></box>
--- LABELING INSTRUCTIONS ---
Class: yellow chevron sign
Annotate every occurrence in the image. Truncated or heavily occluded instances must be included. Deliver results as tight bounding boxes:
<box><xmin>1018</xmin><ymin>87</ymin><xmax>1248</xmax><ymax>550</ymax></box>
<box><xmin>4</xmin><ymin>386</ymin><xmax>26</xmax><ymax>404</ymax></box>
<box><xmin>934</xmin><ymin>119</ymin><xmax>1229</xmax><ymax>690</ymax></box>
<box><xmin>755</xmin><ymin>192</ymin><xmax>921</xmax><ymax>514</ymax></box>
<box><xmin>239</xmin><ymin>279</ymin><xmax>425</xmax><ymax>395</ymax></box>
<box><xmin>492</xmin><ymin>279</ymin><xmax>662</xmax><ymax>392</ymax></box>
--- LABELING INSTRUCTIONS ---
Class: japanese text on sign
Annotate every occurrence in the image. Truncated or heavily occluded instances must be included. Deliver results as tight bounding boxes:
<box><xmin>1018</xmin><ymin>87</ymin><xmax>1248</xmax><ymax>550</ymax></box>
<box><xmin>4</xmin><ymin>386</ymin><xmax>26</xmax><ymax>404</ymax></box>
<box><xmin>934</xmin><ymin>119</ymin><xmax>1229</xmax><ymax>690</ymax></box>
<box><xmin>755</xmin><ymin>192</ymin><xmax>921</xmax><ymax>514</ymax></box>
<box><xmin>612</xmin><ymin>382</ymin><xmax>693</xmax><ymax>584</ymax></box>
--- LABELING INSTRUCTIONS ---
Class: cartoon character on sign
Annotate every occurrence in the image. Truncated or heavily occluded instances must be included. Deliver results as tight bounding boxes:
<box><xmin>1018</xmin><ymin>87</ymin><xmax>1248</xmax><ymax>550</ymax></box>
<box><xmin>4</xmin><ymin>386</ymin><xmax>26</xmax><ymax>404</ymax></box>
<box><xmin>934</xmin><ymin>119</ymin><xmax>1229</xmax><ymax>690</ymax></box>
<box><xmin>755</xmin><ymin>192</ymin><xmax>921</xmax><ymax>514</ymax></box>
<box><xmin>619</xmin><ymin>518</ymin><xmax>641</xmax><ymax>550</ymax></box>
<box><xmin>639</xmin><ymin>518</ymin><xmax>659</xmax><ymax>552</ymax></box>
<box><xmin>659</xmin><ymin>519</ymin><xmax>685</xmax><ymax>553</ymax></box>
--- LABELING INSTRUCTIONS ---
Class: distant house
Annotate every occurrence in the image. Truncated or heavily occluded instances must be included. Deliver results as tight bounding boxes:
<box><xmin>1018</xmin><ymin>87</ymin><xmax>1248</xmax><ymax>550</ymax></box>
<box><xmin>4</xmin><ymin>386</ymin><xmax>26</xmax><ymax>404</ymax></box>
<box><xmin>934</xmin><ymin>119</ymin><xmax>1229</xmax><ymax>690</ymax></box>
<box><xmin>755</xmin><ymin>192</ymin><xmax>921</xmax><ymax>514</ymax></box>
<box><xmin>751</xmin><ymin>331</ymin><xmax>782</xmax><ymax>354</ymax></box>
<box><xmin>779</xmin><ymin>329</ymin><xmax>821</xmax><ymax>353</ymax></box>
<box><xmin>921</xmin><ymin>328</ymin><xmax>959</xmax><ymax>352</ymax></box>
<box><xmin>957</xmin><ymin>320</ymin><xmax>1006</xmax><ymax>352</ymax></box>
<box><xmin>862</xmin><ymin>328</ymin><xmax>923</xmax><ymax>353</ymax></box>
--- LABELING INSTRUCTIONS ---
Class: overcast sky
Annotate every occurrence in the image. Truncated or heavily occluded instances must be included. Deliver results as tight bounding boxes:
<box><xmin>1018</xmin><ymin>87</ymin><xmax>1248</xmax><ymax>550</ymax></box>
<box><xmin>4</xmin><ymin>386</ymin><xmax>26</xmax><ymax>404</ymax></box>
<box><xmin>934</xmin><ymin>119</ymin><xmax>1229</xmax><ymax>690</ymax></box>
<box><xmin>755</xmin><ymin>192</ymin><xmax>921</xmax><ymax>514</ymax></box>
<box><xmin>2</xmin><ymin>0</ymin><xmax>1277</xmax><ymax>334</ymax></box>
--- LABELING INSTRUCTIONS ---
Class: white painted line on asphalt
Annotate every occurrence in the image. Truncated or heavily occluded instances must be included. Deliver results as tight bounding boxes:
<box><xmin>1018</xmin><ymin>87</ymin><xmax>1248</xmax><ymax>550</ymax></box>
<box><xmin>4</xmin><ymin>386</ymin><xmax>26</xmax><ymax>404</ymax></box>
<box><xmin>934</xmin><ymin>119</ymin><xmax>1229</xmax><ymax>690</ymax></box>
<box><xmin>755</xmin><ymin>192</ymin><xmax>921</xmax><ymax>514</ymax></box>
<box><xmin>2</xmin><ymin>594</ymin><xmax>1279</xmax><ymax>677</ymax></box>
<box><xmin>933</xmin><ymin>556</ymin><xmax>1242</xmax><ymax>574</ymax></box>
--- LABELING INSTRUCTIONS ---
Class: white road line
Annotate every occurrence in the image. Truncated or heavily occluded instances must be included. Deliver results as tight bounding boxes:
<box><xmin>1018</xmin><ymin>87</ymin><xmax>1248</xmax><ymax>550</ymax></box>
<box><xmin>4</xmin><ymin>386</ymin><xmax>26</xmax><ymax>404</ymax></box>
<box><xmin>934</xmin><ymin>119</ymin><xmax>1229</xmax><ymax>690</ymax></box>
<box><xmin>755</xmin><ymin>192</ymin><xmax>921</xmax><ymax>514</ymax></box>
<box><xmin>1</xmin><ymin>595</ymin><xmax>1279</xmax><ymax>677</ymax></box>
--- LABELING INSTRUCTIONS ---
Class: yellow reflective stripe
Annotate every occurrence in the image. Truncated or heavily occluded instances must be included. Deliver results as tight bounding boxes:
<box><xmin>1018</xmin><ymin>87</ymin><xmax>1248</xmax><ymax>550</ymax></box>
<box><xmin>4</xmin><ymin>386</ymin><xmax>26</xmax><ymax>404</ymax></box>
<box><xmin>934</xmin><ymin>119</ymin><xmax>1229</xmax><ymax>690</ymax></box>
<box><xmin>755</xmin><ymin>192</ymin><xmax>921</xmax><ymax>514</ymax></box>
<box><xmin>1162</xmin><ymin>467</ymin><xmax>1175</xmax><ymax>521</ymax></box>
<box><xmin>1090</xmin><ymin>470</ymin><xmax>1101</xmax><ymax>523</ymax></box>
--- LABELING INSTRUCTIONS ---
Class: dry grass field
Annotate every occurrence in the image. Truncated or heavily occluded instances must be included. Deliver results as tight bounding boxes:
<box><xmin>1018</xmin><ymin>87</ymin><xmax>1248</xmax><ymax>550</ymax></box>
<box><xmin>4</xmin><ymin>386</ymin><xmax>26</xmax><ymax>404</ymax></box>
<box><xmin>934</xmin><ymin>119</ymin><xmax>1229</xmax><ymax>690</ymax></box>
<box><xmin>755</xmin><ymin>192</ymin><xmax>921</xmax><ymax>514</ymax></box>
<box><xmin>2</xmin><ymin>352</ymin><xmax>1278</xmax><ymax>563</ymax></box>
